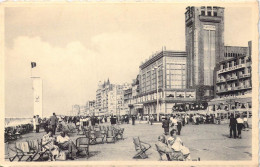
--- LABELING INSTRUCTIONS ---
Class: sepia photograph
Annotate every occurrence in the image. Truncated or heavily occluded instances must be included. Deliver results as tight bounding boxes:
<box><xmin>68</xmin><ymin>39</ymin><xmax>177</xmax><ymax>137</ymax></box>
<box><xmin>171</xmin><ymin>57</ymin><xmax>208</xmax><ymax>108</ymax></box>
<box><xmin>1</xmin><ymin>1</ymin><xmax>259</xmax><ymax>166</ymax></box>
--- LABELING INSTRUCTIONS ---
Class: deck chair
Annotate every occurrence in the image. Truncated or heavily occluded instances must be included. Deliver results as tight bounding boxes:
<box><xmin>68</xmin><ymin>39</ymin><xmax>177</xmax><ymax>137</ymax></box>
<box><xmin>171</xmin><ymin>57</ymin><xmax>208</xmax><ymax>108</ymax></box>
<box><xmin>133</xmin><ymin>137</ymin><xmax>151</xmax><ymax>159</ymax></box>
<box><xmin>5</xmin><ymin>142</ymin><xmax>10</xmax><ymax>160</ymax></box>
<box><xmin>94</xmin><ymin>130</ymin><xmax>105</xmax><ymax>144</ymax></box>
<box><xmin>106</xmin><ymin>130</ymin><xmax>116</xmax><ymax>143</ymax></box>
<box><xmin>10</xmin><ymin>141</ymin><xmax>35</xmax><ymax>161</ymax></box>
<box><xmin>154</xmin><ymin>143</ymin><xmax>172</xmax><ymax>161</ymax></box>
<box><xmin>26</xmin><ymin>139</ymin><xmax>42</xmax><ymax>161</ymax></box>
<box><xmin>76</xmin><ymin>137</ymin><xmax>90</xmax><ymax>157</ymax></box>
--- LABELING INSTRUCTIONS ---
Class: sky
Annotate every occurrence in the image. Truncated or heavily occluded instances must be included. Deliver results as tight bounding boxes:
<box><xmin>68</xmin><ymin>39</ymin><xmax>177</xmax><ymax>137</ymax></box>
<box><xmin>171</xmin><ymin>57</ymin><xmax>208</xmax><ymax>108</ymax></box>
<box><xmin>4</xmin><ymin>3</ymin><xmax>253</xmax><ymax>118</ymax></box>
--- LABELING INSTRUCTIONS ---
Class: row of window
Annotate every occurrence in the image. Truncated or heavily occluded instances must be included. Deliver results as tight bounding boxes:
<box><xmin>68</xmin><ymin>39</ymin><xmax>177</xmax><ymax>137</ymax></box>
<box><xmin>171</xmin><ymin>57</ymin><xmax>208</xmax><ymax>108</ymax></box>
<box><xmin>217</xmin><ymin>80</ymin><xmax>252</xmax><ymax>90</ymax></box>
<box><xmin>220</xmin><ymin>57</ymin><xmax>249</xmax><ymax>69</ymax></box>
<box><xmin>201</xmin><ymin>6</ymin><xmax>218</xmax><ymax>17</ymax></box>
<box><xmin>224</xmin><ymin>52</ymin><xmax>245</xmax><ymax>58</ymax></box>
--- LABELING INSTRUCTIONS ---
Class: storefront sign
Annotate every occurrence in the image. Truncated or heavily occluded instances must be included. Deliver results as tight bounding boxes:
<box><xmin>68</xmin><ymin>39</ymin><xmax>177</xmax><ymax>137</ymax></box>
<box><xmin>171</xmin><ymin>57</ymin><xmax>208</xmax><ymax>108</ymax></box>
<box><xmin>203</xmin><ymin>25</ymin><xmax>216</xmax><ymax>31</ymax></box>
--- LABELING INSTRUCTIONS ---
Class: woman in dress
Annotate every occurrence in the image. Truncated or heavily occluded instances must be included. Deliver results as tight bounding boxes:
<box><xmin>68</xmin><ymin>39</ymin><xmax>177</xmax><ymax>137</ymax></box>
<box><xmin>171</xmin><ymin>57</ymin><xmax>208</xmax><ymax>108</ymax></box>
<box><xmin>42</xmin><ymin>129</ymin><xmax>59</xmax><ymax>161</ymax></box>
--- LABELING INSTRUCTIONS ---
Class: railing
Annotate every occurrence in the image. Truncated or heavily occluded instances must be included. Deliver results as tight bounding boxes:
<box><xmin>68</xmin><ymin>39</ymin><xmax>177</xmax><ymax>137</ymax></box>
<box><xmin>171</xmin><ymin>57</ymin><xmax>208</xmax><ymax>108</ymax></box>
<box><xmin>217</xmin><ymin>64</ymin><xmax>246</xmax><ymax>74</ymax></box>
<box><xmin>217</xmin><ymin>78</ymin><xmax>225</xmax><ymax>83</ymax></box>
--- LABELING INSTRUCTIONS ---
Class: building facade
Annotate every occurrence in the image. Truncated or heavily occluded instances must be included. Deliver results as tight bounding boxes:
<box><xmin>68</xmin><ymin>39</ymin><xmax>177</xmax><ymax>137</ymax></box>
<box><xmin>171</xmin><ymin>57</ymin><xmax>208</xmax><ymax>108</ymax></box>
<box><xmin>108</xmin><ymin>84</ymin><xmax>124</xmax><ymax>116</ymax></box>
<box><xmin>137</xmin><ymin>50</ymin><xmax>196</xmax><ymax>121</ymax></box>
<box><xmin>86</xmin><ymin>100</ymin><xmax>95</xmax><ymax>116</ymax></box>
<box><xmin>95</xmin><ymin>79</ymin><xmax>125</xmax><ymax>116</ymax></box>
<box><xmin>209</xmin><ymin>41</ymin><xmax>252</xmax><ymax>118</ymax></box>
<box><xmin>185</xmin><ymin>6</ymin><xmax>225</xmax><ymax>101</ymax></box>
<box><xmin>123</xmin><ymin>84</ymin><xmax>132</xmax><ymax>115</ymax></box>
<box><xmin>96</xmin><ymin>79</ymin><xmax>111</xmax><ymax>115</ymax></box>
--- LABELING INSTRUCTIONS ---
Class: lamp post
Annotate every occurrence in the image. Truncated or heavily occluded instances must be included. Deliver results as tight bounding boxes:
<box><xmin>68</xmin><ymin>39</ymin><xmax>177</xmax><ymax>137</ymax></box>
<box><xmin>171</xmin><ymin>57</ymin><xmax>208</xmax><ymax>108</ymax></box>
<box><xmin>153</xmin><ymin>66</ymin><xmax>164</xmax><ymax>122</ymax></box>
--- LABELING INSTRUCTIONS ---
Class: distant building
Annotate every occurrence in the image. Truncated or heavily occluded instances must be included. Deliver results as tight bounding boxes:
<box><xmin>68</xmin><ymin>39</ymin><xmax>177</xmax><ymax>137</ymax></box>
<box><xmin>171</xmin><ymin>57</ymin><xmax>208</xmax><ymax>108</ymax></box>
<box><xmin>108</xmin><ymin>84</ymin><xmax>124</xmax><ymax>116</ymax></box>
<box><xmin>185</xmin><ymin>6</ymin><xmax>225</xmax><ymax>101</ymax></box>
<box><xmin>209</xmin><ymin>41</ymin><xmax>252</xmax><ymax>118</ymax></box>
<box><xmin>86</xmin><ymin>100</ymin><xmax>95</xmax><ymax>116</ymax></box>
<box><xmin>137</xmin><ymin>50</ymin><xmax>196</xmax><ymax>121</ymax></box>
<box><xmin>128</xmin><ymin>76</ymin><xmax>140</xmax><ymax>116</ymax></box>
<box><xmin>95</xmin><ymin>79</ymin><xmax>125</xmax><ymax>116</ymax></box>
<box><xmin>123</xmin><ymin>84</ymin><xmax>132</xmax><ymax>115</ymax></box>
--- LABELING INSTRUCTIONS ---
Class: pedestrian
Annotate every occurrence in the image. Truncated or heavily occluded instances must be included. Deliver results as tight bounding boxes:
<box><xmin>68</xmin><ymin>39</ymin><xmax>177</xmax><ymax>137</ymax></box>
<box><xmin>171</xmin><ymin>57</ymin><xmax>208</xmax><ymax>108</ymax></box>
<box><xmin>33</xmin><ymin>115</ymin><xmax>36</xmax><ymax>132</ymax></box>
<box><xmin>110</xmin><ymin>116</ymin><xmax>117</xmax><ymax>125</ymax></box>
<box><xmin>170</xmin><ymin>115</ymin><xmax>177</xmax><ymax>136</ymax></box>
<box><xmin>177</xmin><ymin>116</ymin><xmax>182</xmax><ymax>135</ymax></box>
<box><xmin>236</xmin><ymin>114</ymin><xmax>243</xmax><ymax>139</ymax></box>
<box><xmin>150</xmin><ymin>115</ymin><xmax>154</xmax><ymax>125</ymax></box>
<box><xmin>91</xmin><ymin>116</ymin><xmax>95</xmax><ymax>126</ymax></box>
<box><xmin>132</xmin><ymin>115</ymin><xmax>136</xmax><ymax>125</ymax></box>
<box><xmin>243</xmin><ymin>115</ymin><xmax>249</xmax><ymax>131</ymax></box>
<box><xmin>35</xmin><ymin>115</ymin><xmax>40</xmax><ymax>133</ymax></box>
<box><xmin>182</xmin><ymin>115</ymin><xmax>185</xmax><ymax>126</ymax></box>
<box><xmin>229</xmin><ymin>114</ymin><xmax>237</xmax><ymax>139</ymax></box>
<box><xmin>162</xmin><ymin>116</ymin><xmax>170</xmax><ymax>135</ymax></box>
<box><xmin>50</xmin><ymin>113</ymin><xmax>58</xmax><ymax>135</ymax></box>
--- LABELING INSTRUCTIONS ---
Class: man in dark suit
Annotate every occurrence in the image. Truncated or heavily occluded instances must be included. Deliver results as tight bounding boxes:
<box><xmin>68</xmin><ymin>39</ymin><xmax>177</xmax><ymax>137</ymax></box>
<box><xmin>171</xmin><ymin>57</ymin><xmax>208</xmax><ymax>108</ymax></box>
<box><xmin>229</xmin><ymin>114</ymin><xmax>237</xmax><ymax>139</ymax></box>
<box><xmin>50</xmin><ymin>113</ymin><xmax>58</xmax><ymax>135</ymax></box>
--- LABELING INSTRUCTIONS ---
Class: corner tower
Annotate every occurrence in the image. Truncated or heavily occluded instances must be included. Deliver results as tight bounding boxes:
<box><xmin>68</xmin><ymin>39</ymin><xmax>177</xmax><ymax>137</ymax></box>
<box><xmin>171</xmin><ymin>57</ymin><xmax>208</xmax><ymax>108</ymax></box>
<box><xmin>185</xmin><ymin>6</ymin><xmax>225</xmax><ymax>101</ymax></box>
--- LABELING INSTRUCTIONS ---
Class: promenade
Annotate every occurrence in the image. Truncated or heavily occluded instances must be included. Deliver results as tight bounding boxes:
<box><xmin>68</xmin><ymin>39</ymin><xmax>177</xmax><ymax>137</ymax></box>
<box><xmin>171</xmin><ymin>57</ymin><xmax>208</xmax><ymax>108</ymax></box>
<box><xmin>5</xmin><ymin>120</ymin><xmax>252</xmax><ymax>161</ymax></box>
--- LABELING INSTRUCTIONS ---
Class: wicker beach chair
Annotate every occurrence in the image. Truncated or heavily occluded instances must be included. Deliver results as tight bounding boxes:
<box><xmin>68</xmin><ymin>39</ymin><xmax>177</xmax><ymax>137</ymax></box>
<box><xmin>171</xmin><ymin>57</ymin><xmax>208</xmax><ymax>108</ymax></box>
<box><xmin>106</xmin><ymin>130</ymin><xmax>116</xmax><ymax>143</ymax></box>
<box><xmin>76</xmin><ymin>137</ymin><xmax>90</xmax><ymax>157</ymax></box>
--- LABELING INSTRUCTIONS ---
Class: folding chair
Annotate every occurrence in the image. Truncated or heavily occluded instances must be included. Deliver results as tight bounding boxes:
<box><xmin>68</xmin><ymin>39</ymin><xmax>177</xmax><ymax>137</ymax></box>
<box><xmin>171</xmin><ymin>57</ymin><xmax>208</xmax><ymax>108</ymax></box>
<box><xmin>9</xmin><ymin>141</ymin><xmax>35</xmax><ymax>161</ymax></box>
<box><xmin>5</xmin><ymin>142</ymin><xmax>10</xmax><ymax>161</ymax></box>
<box><xmin>133</xmin><ymin>137</ymin><xmax>151</xmax><ymax>159</ymax></box>
<box><xmin>76</xmin><ymin>137</ymin><xmax>90</xmax><ymax>157</ymax></box>
<box><xmin>106</xmin><ymin>130</ymin><xmax>116</xmax><ymax>143</ymax></box>
<box><xmin>27</xmin><ymin>139</ymin><xmax>42</xmax><ymax>161</ymax></box>
<box><xmin>155</xmin><ymin>144</ymin><xmax>171</xmax><ymax>161</ymax></box>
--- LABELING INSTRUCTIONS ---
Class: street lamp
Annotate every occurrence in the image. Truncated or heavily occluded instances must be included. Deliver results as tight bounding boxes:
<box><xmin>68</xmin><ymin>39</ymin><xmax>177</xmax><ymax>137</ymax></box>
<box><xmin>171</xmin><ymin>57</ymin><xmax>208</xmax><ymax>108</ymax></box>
<box><xmin>153</xmin><ymin>65</ymin><xmax>164</xmax><ymax>121</ymax></box>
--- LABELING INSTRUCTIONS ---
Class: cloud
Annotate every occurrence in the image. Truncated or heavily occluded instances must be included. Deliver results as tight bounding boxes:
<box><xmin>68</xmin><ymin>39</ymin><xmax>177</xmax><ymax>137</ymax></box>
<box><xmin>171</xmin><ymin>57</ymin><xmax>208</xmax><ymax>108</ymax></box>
<box><xmin>5</xmin><ymin>33</ymin><xmax>149</xmax><ymax>117</ymax></box>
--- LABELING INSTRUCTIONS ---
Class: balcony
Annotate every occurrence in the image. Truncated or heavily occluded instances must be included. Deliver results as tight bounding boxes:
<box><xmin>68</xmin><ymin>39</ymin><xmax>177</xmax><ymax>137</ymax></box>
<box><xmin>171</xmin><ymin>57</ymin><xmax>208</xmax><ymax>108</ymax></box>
<box><xmin>216</xmin><ymin>88</ymin><xmax>227</xmax><ymax>93</ymax></box>
<box><xmin>216</xmin><ymin>78</ymin><xmax>225</xmax><ymax>83</ymax></box>
<box><xmin>226</xmin><ymin>76</ymin><xmax>238</xmax><ymax>82</ymax></box>
<box><xmin>217</xmin><ymin>64</ymin><xmax>246</xmax><ymax>74</ymax></box>
<box><xmin>199</xmin><ymin>15</ymin><xmax>222</xmax><ymax>23</ymax></box>
<box><xmin>239</xmin><ymin>73</ymin><xmax>251</xmax><ymax>79</ymax></box>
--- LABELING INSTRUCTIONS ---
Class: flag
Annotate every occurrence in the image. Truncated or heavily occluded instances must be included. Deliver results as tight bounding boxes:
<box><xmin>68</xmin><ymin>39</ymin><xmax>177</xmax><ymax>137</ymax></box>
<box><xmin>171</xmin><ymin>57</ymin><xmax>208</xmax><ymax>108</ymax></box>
<box><xmin>31</xmin><ymin>62</ymin><xmax>36</xmax><ymax>68</ymax></box>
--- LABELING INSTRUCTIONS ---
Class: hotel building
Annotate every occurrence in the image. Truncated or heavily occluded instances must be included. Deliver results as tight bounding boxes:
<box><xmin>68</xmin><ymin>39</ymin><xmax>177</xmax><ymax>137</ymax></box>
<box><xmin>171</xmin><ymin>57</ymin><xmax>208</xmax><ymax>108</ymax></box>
<box><xmin>208</xmin><ymin>41</ymin><xmax>252</xmax><ymax>118</ymax></box>
<box><xmin>137</xmin><ymin>50</ymin><xmax>196</xmax><ymax>121</ymax></box>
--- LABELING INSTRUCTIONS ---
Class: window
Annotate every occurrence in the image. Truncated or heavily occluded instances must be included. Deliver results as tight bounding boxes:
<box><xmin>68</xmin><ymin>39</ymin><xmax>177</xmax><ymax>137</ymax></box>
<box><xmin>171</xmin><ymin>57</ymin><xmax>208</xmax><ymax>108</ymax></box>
<box><xmin>241</xmin><ymin>57</ymin><xmax>245</xmax><ymax>64</ymax></box>
<box><xmin>207</xmin><ymin>7</ymin><xmax>212</xmax><ymax>16</ymax></box>
<box><xmin>201</xmin><ymin>6</ymin><xmax>205</xmax><ymax>16</ymax></box>
<box><xmin>229</xmin><ymin>61</ymin><xmax>232</xmax><ymax>67</ymax></box>
<box><xmin>213</xmin><ymin>7</ymin><xmax>218</xmax><ymax>16</ymax></box>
